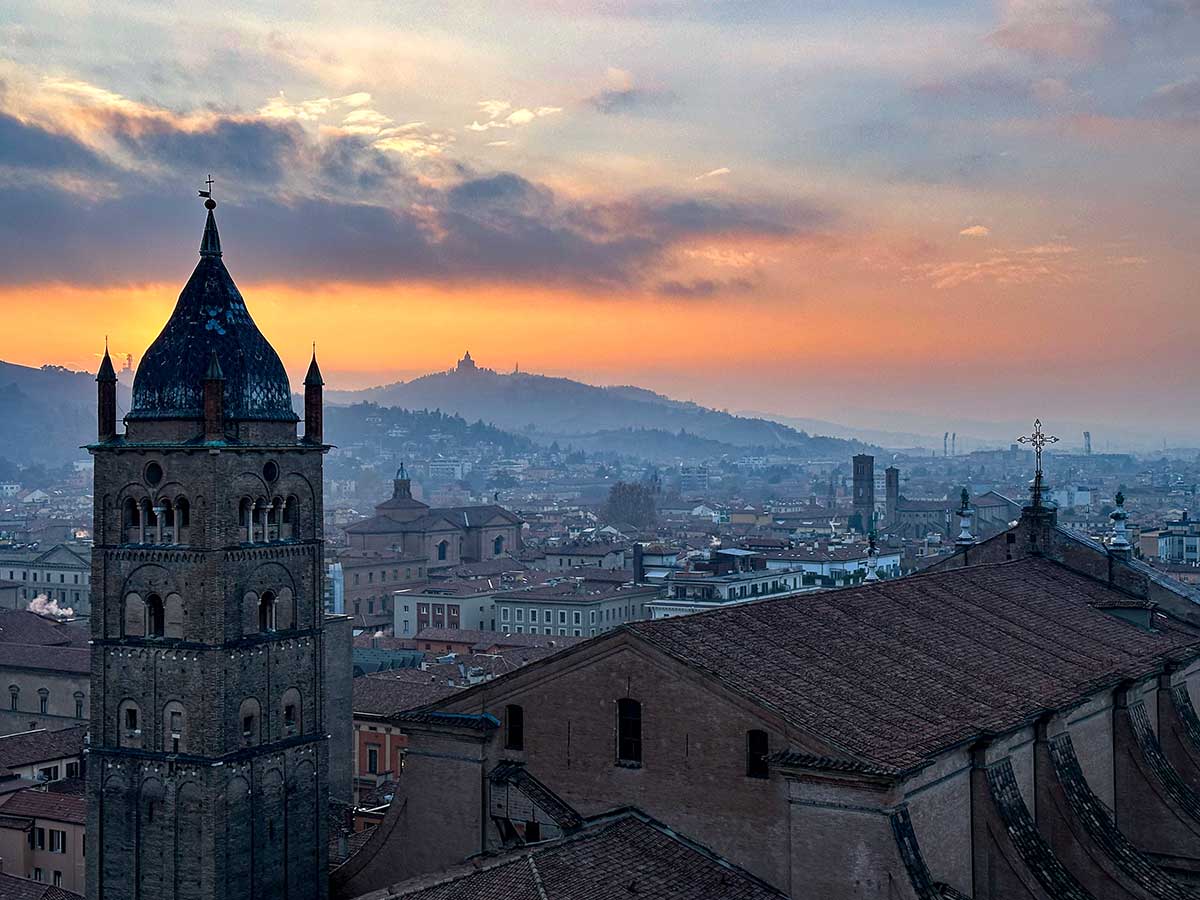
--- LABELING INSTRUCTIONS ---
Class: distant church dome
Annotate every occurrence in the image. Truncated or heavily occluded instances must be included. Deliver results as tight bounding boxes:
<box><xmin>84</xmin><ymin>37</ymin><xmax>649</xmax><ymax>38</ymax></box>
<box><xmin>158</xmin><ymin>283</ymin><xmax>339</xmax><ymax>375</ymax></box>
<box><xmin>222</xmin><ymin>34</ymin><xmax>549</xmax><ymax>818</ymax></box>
<box><xmin>129</xmin><ymin>203</ymin><xmax>297</xmax><ymax>422</ymax></box>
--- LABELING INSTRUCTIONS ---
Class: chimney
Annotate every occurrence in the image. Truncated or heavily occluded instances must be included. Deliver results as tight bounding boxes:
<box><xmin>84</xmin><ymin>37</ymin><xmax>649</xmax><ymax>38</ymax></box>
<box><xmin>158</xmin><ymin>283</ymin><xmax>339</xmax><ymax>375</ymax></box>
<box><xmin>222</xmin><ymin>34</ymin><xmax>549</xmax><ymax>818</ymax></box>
<box><xmin>96</xmin><ymin>345</ymin><xmax>118</xmax><ymax>442</ymax></box>
<box><xmin>203</xmin><ymin>351</ymin><xmax>224</xmax><ymax>442</ymax></box>
<box><xmin>632</xmin><ymin>543</ymin><xmax>645</xmax><ymax>584</ymax></box>
<box><xmin>304</xmin><ymin>348</ymin><xmax>324</xmax><ymax>444</ymax></box>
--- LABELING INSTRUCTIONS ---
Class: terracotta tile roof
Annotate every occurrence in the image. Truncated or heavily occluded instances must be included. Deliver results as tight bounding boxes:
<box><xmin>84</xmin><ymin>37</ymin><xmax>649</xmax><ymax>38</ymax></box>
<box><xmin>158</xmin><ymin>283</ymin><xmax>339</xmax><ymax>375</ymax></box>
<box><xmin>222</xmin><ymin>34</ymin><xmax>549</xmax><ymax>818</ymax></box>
<box><xmin>0</xmin><ymin>609</ymin><xmax>77</xmax><ymax>646</ymax></box>
<box><xmin>353</xmin><ymin>674</ymin><xmax>461</xmax><ymax>717</ymax></box>
<box><xmin>0</xmin><ymin>725</ymin><xmax>87</xmax><ymax>770</ymax></box>
<box><xmin>372</xmin><ymin>810</ymin><xmax>787</xmax><ymax>900</ymax></box>
<box><xmin>1</xmin><ymin>787</ymin><xmax>87</xmax><ymax>825</ymax></box>
<box><xmin>0</xmin><ymin>872</ymin><xmax>83</xmax><ymax>900</ymax></box>
<box><xmin>628</xmin><ymin>557</ymin><xmax>1200</xmax><ymax>774</ymax></box>
<box><xmin>0</xmin><ymin>643</ymin><xmax>89</xmax><ymax>674</ymax></box>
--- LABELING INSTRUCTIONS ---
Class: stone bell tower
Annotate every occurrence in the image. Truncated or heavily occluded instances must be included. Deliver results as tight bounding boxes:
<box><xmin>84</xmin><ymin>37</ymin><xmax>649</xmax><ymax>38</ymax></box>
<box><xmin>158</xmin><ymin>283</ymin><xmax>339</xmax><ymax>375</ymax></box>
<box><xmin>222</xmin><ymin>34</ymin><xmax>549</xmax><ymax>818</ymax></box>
<box><xmin>86</xmin><ymin>195</ymin><xmax>329</xmax><ymax>899</ymax></box>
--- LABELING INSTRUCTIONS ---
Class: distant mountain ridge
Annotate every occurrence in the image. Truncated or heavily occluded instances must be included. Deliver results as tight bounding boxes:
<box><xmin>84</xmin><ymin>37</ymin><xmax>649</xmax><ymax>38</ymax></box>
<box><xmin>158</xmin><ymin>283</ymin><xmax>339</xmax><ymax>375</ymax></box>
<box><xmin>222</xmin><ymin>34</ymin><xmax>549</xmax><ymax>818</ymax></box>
<box><xmin>0</xmin><ymin>360</ymin><xmax>131</xmax><ymax>467</ymax></box>
<box><xmin>326</xmin><ymin>356</ymin><xmax>869</xmax><ymax>457</ymax></box>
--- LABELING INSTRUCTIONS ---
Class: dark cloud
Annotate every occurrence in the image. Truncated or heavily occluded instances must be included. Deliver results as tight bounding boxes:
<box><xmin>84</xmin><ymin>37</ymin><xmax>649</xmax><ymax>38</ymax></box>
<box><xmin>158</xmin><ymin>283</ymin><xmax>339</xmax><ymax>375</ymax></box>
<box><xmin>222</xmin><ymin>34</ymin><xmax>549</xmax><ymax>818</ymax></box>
<box><xmin>655</xmin><ymin>277</ymin><xmax>756</xmax><ymax>298</ymax></box>
<box><xmin>586</xmin><ymin>87</ymin><xmax>674</xmax><ymax>115</ymax></box>
<box><xmin>107</xmin><ymin>114</ymin><xmax>304</xmax><ymax>184</ymax></box>
<box><xmin>0</xmin><ymin>113</ymin><xmax>107</xmax><ymax>173</ymax></box>
<box><xmin>0</xmin><ymin>105</ymin><xmax>836</xmax><ymax>292</ymax></box>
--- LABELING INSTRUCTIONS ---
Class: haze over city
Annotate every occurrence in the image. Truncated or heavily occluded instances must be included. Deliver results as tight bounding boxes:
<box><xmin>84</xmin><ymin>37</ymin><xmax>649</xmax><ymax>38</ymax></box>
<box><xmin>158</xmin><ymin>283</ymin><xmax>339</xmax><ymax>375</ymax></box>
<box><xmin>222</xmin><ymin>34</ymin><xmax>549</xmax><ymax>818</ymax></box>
<box><xmin>2</xmin><ymin>1</ymin><xmax>1199</xmax><ymax>445</ymax></box>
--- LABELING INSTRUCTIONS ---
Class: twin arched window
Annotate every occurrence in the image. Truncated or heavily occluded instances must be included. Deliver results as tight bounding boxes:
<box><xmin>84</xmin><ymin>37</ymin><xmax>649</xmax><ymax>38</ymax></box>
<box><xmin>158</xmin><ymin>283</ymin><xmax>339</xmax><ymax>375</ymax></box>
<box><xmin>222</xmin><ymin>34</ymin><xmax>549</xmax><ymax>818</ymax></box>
<box><xmin>124</xmin><ymin>593</ymin><xmax>184</xmax><ymax>639</ymax></box>
<box><xmin>122</xmin><ymin>496</ymin><xmax>191</xmax><ymax>545</ymax></box>
<box><xmin>246</xmin><ymin>588</ymin><xmax>295</xmax><ymax>635</ymax></box>
<box><xmin>238</xmin><ymin>495</ymin><xmax>301</xmax><ymax>542</ymax></box>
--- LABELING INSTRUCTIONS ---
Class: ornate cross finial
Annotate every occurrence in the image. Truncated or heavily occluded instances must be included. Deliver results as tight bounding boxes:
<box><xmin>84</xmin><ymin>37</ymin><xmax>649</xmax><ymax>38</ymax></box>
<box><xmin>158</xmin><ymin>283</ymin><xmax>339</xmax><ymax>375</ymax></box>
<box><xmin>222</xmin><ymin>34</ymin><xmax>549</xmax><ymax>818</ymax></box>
<box><xmin>1017</xmin><ymin>418</ymin><xmax>1058</xmax><ymax>508</ymax></box>
<box><xmin>199</xmin><ymin>174</ymin><xmax>216</xmax><ymax>210</ymax></box>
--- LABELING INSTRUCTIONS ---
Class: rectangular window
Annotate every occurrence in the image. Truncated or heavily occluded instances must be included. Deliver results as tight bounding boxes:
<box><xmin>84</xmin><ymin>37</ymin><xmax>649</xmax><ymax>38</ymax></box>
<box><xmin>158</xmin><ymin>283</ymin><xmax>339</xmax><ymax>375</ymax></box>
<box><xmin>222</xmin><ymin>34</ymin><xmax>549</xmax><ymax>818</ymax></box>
<box><xmin>590</xmin><ymin>610</ymin><xmax>596</xmax><ymax>624</ymax></box>
<box><xmin>170</xmin><ymin>711</ymin><xmax>182</xmax><ymax>733</ymax></box>
<box><xmin>367</xmin><ymin>745</ymin><xmax>379</xmax><ymax>774</ymax></box>
<box><xmin>53</xmin><ymin>871</ymin><xmax>63</xmax><ymax>887</ymax></box>
<box><xmin>558</xmin><ymin>611</ymin><xmax>566</xmax><ymax>625</ymax></box>
<box><xmin>33</xmin><ymin>827</ymin><xmax>46</xmax><ymax>849</ymax></box>
<box><xmin>39</xmin><ymin>695</ymin><xmax>48</xmax><ymax>714</ymax></box>
<box><xmin>515</xmin><ymin>608</ymin><xmax>524</xmax><ymax>622</ymax></box>
<box><xmin>573</xmin><ymin>611</ymin><xmax>581</xmax><ymax>625</ymax></box>
<box><xmin>505</xmin><ymin>704</ymin><xmax>524</xmax><ymax>750</ymax></box>
<box><xmin>33</xmin><ymin>867</ymin><xmax>42</xmax><ymax>882</ymax></box>
<box><xmin>529</xmin><ymin>609</ymin><xmax>538</xmax><ymax>623</ymax></box>
<box><xmin>38</xmin><ymin>765</ymin><xmax>59</xmax><ymax>781</ymax></box>
<box><xmin>617</xmin><ymin>698</ymin><xmax>642</xmax><ymax>764</ymax></box>
<box><xmin>125</xmin><ymin>707</ymin><xmax>139</xmax><ymax>732</ymax></box>
<box><xmin>66</xmin><ymin>761</ymin><xmax>79</xmax><ymax>779</ymax></box>
<box><xmin>50</xmin><ymin>829</ymin><xmax>66</xmax><ymax>853</ymax></box>
<box><xmin>501</xmin><ymin>607</ymin><xmax>510</xmax><ymax>622</ymax></box>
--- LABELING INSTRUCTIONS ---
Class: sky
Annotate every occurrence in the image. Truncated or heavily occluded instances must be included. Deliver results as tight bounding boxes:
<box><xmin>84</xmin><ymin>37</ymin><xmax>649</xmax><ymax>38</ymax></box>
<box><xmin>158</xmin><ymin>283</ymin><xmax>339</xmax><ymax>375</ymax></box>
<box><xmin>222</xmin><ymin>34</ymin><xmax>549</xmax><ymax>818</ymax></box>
<box><xmin>1</xmin><ymin>0</ymin><xmax>1198</xmax><ymax>445</ymax></box>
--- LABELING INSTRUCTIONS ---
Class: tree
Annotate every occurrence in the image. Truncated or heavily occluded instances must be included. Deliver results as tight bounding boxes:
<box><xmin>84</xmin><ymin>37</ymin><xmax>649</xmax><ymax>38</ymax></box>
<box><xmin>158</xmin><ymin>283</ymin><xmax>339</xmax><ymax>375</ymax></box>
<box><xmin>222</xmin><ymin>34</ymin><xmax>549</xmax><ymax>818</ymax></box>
<box><xmin>603</xmin><ymin>481</ymin><xmax>658</xmax><ymax>528</ymax></box>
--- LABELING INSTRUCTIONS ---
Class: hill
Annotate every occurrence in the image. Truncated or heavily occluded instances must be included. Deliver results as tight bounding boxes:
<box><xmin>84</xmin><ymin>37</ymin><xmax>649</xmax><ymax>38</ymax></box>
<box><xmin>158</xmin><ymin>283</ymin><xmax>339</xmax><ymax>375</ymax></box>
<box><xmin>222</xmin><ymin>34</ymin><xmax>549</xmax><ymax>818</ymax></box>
<box><xmin>0</xmin><ymin>360</ymin><xmax>132</xmax><ymax>468</ymax></box>
<box><xmin>325</xmin><ymin>355</ymin><xmax>869</xmax><ymax>458</ymax></box>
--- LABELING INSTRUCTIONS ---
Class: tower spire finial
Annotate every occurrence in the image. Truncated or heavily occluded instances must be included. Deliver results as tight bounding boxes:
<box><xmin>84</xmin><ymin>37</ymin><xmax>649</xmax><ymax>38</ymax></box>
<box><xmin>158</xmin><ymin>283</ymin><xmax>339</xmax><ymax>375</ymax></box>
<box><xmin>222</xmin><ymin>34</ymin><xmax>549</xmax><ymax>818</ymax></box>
<box><xmin>198</xmin><ymin>175</ymin><xmax>221</xmax><ymax>257</ymax></box>
<box><xmin>1017</xmin><ymin>418</ymin><xmax>1058</xmax><ymax>509</ymax></box>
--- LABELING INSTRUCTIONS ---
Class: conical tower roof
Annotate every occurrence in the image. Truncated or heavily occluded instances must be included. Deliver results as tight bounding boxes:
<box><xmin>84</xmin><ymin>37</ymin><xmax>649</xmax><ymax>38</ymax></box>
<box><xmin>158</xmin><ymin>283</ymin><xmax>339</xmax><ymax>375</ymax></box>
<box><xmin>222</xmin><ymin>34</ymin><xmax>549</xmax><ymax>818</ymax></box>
<box><xmin>129</xmin><ymin>201</ymin><xmax>296</xmax><ymax>422</ymax></box>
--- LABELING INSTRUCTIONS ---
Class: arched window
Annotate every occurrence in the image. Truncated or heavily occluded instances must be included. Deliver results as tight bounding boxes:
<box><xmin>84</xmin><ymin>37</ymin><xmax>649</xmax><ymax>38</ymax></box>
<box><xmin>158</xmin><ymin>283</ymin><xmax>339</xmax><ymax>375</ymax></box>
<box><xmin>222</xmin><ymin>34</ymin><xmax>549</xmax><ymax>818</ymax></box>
<box><xmin>146</xmin><ymin>594</ymin><xmax>165</xmax><ymax>637</ymax></box>
<box><xmin>74</xmin><ymin>691</ymin><xmax>85</xmax><ymax>719</ymax></box>
<box><xmin>258</xmin><ymin>591</ymin><xmax>276</xmax><ymax>632</ymax></box>
<box><xmin>164</xmin><ymin>594</ymin><xmax>184</xmax><ymax>639</ymax></box>
<box><xmin>280</xmin><ymin>687</ymin><xmax>302</xmax><ymax>738</ymax></box>
<box><xmin>746</xmin><ymin>729</ymin><xmax>770</xmax><ymax>779</ymax></box>
<box><xmin>124</xmin><ymin>594</ymin><xmax>147</xmax><ymax>638</ymax></box>
<box><xmin>119</xmin><ymin>700</ymin><xmax>143</xmax><ymax>748</ymax></box>
<box><xmin>274</xmin><ymin>587</ymin><xmax>294</xmax><ymax>631</ymax></box>
<box><xmin>164</xmin><ymin>701</ymin><xmax>187</xmax><ymax>754</ymax></box>
<box><xmin>175</xmin><ymin>496</ymin><xmax>190</xmax><ymax>528</ymax></box>
<box><xmin>616</xmin><ymin>698</ymin><xmax>642</xmax><ymax>765</ymax></box>
<box><xmin>283</xmin><ymin>496</ymin><xmax>299</xmax><ymax>539</ymax></box>
<box><xmin>8</xmin><ymin>686</ymin><xmax>17</xmax><ymax>711</ymax></box>
<box><xmin>239</xmin><ymin>698</ymin><xmax>261</xmax><ymax>747</ymax></box>
<box><xmin>436</xmin><ymin>540</ymin><xmax>448</xmax><ymax>562</ymax></box>
<box><xmin>505</xmin><ymin>704</ymin><xmax>524</xmax><ymax>751</ymax></box>
<box><xmin>494</xmin><ymin>535</ymin><xmax>505</xmax><ymax>556</ymax></box>
<box><xmin>38</xmin><ymin>688</ymin><xmax>48</xmax><ymax>715</ymax></box>
<box><xmin>238</xmin><ymin>498</ymin><xmax>252</xmax><ymax>541</ymax></box>
<box><xmin>123</xmin><ymin>498</ymin><xmax>140</xmax><ymax>528</ymax></box>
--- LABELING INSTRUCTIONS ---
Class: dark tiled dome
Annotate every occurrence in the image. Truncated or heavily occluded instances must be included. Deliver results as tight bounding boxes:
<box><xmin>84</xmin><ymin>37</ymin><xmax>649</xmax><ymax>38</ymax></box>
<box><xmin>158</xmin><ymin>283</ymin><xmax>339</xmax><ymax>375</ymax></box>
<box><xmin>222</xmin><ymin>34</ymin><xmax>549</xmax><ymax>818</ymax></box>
<box><xmin>129</xmin><ymin>206</ymin><xmax>297</xmax><ymax>422</ymax></box>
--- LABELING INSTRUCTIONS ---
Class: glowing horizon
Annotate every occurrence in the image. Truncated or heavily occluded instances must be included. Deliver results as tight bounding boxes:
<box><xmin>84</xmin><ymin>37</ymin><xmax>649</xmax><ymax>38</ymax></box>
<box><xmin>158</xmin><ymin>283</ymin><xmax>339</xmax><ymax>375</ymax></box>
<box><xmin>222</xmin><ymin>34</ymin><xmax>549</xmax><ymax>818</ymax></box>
<box><xmin>1</xmin><ymin>1</ymin><xmax>1198</xmax><ymax>443</ymax></box>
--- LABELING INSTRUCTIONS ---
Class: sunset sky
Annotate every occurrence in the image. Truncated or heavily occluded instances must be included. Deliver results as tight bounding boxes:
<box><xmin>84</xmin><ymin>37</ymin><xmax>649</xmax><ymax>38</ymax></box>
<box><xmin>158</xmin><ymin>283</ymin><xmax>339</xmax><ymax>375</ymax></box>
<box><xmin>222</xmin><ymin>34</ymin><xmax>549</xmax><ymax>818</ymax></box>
<box><xmin>1</xmin><ymin>1</ymin><xmax>1198</xmax><ymax>443</ymax></box>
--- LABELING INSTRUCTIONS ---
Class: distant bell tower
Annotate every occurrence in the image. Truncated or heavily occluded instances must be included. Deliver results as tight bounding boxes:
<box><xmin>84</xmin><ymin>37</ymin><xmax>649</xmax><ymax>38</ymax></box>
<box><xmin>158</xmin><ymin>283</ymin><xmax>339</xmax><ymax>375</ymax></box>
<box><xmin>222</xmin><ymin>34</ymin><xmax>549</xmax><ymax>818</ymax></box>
<box><xmin>87</xmin><ymin>192</ymin><xmax>329</xmax><ymax>899</ymax></box>
<box><xmin>852</xmin><ymin>454</ymin><xmax>875</xmax><ymax>534</ymax></box>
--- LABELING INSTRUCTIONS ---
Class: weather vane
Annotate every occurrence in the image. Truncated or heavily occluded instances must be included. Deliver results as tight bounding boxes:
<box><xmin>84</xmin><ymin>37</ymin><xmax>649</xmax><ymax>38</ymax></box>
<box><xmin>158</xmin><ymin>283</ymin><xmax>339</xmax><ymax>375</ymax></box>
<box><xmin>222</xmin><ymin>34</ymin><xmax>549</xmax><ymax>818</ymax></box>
<box><xmin>198</xmin><ymin>174</ymin><xmax>216</xmax><ymax>209</ymax></box>
<box><xmin>1017</xmin><ymin>418</ymin><xmax>1058</xmax><ymax>507</ymax></box>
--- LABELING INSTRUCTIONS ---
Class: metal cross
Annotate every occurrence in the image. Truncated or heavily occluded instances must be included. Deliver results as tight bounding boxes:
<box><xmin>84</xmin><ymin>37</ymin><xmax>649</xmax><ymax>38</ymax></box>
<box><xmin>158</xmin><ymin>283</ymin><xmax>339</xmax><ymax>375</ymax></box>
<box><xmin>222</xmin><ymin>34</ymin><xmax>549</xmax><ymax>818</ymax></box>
<box><xmin>205</xmin><ymin>174</ymin><xmax>214</xmax><ymax>193</ymax></box>
<box><xmin>1017</xmin><ymin>418</ymin><xmax>1059</xmax><ymax>475</ymax></box>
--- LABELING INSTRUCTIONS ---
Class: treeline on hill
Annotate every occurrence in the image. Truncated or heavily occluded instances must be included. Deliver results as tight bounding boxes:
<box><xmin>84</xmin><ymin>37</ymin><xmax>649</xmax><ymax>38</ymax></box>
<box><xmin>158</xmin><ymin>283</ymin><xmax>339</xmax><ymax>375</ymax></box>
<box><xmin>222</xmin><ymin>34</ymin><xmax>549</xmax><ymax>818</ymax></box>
<box><xmin>321</xmin><ymin>403</ymin><xmax>536</xmax><ymax>454</ymax></box>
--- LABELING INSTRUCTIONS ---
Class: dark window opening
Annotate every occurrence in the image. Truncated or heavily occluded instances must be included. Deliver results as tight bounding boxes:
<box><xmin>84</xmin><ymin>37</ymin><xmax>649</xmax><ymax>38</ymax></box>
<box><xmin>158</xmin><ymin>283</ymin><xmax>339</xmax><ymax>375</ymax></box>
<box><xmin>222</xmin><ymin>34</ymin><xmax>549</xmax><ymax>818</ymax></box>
<box><xmin>746</xmin><ymin>729</ymin><xmax>770</xmax><ymax>779</ymax></box>
<box><xmin>147</xmin><ymin>594</ymin><xmax>164</xmax><ymax>637</ymax></box>
<box><xmin>505</xmin><ymin>704</ymin><xmax>524</xmax><ymax>751</ymax></box>
<box><xmin>258</xmin><ymin>591</ymin><xmax>275</xmax><ymax>632</ymax></box>
<box><xmin>617</xmin><ymin>698</ymin><xmax>642</xmax><ymax>764</ymax></box>
<box><xmin>125</xmin><ymin>707</ymin><xmax>139</xmax><ymax>732</ymax></box>
<box><xmin>524</xmin><ymin>820</ymin><xmax>541</xmax><ymax>843</ymax></box>
<box><xmin>284</xmin><ymin>704</ymin><xmax>297</xmax><ymax>736</ymax></box>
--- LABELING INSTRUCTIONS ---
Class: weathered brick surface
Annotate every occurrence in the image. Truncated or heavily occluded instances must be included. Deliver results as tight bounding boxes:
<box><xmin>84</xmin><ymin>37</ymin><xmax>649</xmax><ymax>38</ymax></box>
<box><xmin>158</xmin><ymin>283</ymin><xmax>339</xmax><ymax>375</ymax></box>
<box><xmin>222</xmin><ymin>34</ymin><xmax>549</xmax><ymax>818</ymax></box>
<box><xmin>88</xmin><ymin>427</ymin><xmax>330</xmax><ymax>900</ymax></box>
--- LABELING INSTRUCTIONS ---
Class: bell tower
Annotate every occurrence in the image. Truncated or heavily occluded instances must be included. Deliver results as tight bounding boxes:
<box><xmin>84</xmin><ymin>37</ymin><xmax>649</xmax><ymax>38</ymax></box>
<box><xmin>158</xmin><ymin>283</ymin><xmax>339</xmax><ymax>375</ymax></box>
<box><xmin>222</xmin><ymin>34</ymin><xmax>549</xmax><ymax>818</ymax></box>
<box><xmin>86</xmin><ymin>195</ymin><xmax>329</xmax><ymax>899</ymax></box>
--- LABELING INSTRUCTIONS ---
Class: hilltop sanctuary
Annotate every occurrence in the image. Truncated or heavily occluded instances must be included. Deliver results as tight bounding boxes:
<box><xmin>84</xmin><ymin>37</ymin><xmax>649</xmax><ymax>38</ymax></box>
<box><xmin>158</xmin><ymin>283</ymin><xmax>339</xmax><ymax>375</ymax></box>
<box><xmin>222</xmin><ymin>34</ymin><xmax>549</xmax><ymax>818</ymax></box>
<box><xmin>333</xmin><ymin>486</ymin><xmax>1200</xmax><ymax>899</ymax></box>
<box><xmin>86</xmin><ymin>197</ymin><xmax>349</xmax><ymax>900</ymax></box>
